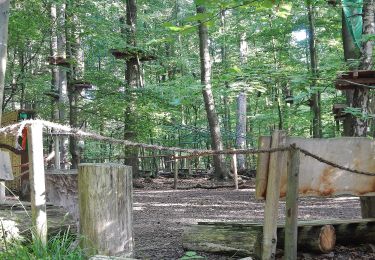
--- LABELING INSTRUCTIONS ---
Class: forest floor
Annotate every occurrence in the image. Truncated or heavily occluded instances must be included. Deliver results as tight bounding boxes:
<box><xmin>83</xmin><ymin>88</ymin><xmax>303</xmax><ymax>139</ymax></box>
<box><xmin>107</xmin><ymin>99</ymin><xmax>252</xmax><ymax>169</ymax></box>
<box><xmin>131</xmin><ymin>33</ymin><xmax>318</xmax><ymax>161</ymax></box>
<box><xmin>133</xmin><ymin>176</ymin><xmax>375</xmax><ymax>260</ymax></box>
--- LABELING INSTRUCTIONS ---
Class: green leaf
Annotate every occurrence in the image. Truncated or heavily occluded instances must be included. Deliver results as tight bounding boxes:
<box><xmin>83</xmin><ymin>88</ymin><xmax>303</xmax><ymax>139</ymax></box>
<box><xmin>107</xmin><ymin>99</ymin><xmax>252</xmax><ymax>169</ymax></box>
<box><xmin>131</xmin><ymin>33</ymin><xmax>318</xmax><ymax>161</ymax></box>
<box><xmin>276</xmin><ymin>3</ymin><xmax>293</xmax><ymax>19</ymax></box>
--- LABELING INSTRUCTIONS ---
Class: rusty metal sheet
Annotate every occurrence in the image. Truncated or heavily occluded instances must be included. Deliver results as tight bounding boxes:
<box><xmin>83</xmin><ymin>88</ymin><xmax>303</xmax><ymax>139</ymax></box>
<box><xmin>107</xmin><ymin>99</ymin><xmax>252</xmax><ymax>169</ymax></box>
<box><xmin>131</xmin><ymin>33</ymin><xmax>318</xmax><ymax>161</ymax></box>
<box><xmin>256</xmin><ymin>137</ymin><xmax>375</xmax><ymax>199</ymax></box>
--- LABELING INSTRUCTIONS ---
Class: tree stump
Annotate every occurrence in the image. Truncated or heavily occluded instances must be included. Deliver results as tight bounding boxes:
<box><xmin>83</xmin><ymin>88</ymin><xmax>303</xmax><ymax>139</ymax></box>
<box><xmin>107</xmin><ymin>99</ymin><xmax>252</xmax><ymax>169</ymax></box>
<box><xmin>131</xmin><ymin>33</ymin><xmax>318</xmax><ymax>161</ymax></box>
<box><xmin>78</xmin><ymin>164</ymin><xmax>133</xmax><ymax>257</ymax></box>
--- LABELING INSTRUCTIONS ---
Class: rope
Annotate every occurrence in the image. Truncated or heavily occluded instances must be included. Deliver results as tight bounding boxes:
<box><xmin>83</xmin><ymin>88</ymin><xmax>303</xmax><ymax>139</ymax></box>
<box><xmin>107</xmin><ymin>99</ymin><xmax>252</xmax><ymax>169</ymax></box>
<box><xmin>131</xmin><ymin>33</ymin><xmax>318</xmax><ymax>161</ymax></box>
<box><xmin>0</xmin><ymin>119</ymin><xmax>374</xmax><ymax>177</ymax></box>
<box><xmin>171</xmin><ymin>147</ymin><xmax>290</xmax><ymax>160</ymax></box>
<box><xmin>293</xmin><ymin>145</ymin><xmax>375</xmax><ymax>177</ymax></box>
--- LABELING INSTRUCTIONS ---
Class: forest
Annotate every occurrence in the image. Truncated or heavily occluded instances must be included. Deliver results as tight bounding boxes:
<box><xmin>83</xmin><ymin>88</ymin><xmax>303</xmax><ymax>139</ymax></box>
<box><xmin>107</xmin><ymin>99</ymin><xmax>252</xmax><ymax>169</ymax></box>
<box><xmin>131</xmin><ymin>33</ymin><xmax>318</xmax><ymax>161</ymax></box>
<box><xmin>0</xmin><ymin>0</ymin><xmax>372</xmax><ymax>176</ymax></box>
<box><xmin>0</xmin><ymin>0</ymin><xmax>375</xmax><ymax>259</ymax></box>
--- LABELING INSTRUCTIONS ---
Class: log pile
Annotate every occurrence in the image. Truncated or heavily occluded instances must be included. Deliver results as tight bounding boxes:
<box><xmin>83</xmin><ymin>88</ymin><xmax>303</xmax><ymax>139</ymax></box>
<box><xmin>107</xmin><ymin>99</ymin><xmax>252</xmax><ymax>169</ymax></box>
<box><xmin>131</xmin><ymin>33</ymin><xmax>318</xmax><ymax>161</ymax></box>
<box><xmin>182</xmin><ymin>219</ymin><xmax>375</xmax><ymax>258</ymax></box>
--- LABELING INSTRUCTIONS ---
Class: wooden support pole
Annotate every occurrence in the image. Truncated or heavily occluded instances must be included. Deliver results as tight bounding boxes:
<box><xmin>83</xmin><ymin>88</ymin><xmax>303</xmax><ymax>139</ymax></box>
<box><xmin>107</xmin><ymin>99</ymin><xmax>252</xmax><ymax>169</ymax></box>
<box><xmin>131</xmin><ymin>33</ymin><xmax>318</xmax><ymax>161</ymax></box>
<box><xmin>174</xmin><ymin>153</ymin><xmax>178</xmax><ymax>190</ymax></box>
<box><xmin>231</xmin><ymin>150</ymin><xmax>238</xmax><ymax>190</ymax></box>
<box><xmin>78</xmin><ymin>163</ymin><xmax>133</xmax><ymax>257</ymax></box>
<box><xmin>27</xmin><ymin>122</ymin><xmax>47</xmax><ymax>245</ymax></box>
<box><xmin>255</xmin><ymin>136</ymin><xmax>272</xmax><ymax>199</ymax></box>
<box><xmin>262</xmin><ymin>130</ymin><xmax>287</xmax><ymax>260</ymax></box>
<box><xmin>284</xmin><ymin>148</ymin><xmax>300</xmax><ymax>260</ymax></box>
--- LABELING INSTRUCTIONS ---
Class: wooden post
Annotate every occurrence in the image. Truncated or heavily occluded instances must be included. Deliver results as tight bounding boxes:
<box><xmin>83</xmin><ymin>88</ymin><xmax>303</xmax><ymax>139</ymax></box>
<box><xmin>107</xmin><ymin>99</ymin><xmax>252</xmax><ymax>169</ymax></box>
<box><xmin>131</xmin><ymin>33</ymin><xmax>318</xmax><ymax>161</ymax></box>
<box><xmin>78</xmin><ymin>163</ymin><xmax>133</xmax><ymax>257</ymax></box>
<box><xmin>27</xmin><ymin>122</ymin><xmax>47</xmax><ymax>245</ymax></box>
<box><xmin>255</xmin><ymin>136</ymin><xmax>272</xmax><ymax>199</ymax></box>
<box><xmin>262</xmin><ymin>130</ymin><xmax>287</xmax><ymax>260</ymax></box>
<box><xmin>174</xmin><ymin>153</ymin><xmax>178</xmax><ymax>190</ymax></box>
<box><xmin>231</xmin><ymin>150</ymin><xmax>238</xmax><ymax>190</ymax></box>
<box><xmin>284</xmin><ymin>147</ymin><xmax>300</xmax><ymax>260</ymax></box>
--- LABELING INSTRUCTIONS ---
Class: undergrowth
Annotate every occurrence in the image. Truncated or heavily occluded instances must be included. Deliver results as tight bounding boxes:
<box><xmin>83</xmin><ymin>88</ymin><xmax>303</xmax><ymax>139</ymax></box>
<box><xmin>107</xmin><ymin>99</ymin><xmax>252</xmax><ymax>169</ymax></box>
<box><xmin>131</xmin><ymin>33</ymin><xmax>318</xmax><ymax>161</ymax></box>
<box><xmin>0</xmin><ymin>230</ymin><xmax>85</xmax><ymax>260</ymax></box>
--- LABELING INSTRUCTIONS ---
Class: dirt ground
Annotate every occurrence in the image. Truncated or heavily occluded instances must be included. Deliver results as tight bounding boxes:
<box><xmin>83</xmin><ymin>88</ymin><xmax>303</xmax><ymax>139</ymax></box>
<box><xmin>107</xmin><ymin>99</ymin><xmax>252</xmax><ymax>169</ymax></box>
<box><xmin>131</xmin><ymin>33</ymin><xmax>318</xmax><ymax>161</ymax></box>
<box><xmin>133</xmin><ymin>177</ymin><xmax>375</xmax><ymax>260</ymax></box>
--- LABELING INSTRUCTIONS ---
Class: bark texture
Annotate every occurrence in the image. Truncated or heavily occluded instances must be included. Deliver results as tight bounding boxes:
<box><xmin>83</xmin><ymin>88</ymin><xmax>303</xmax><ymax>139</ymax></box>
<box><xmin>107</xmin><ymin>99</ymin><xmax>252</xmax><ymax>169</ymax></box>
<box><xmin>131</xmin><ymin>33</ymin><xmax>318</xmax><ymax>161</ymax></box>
<box><xmin>124</xmin><ymin>0</ymin><xmax>140</xmax><ymax>177</ymax></box>
<box><xmin>307</xmin><ymin>0</ymin><xmax>322</xmax><ymax>138</ymax></box>
<box><xmin>57</xmin><ymin>3</ymin><xmax>69</xmax><ymax>169</ymax></box>
<box><xmin>183</xmin><ymin>222</ymin><xmax>337</xmax><ymax>258</ymax></box>
<box><xmin>341</xmin><ymin>9</ymin><xmax>358</xmax><ymax>136</ymax></box>
<box><xmin>235</xmin><ymin>91</ymin><xmax>247</xmax><ymax>171</ymax></box>
<box><xmin>197</xmin><ymin>5</ymin><xmax>228</xmax><ymax>179</ymax></box>
<box><xmin>358</xmin><ymin>0</ymin><xmax>375</xmax><ymax>218</ymax></box>
<box><xmin>78</xmin><ymin>164</ymin><xmax>133</xmax><ymax>257</ymax></box>
<box><xmin>0</xmin><ymin>0</ymin><xmax>10</xmax><ymax>125</ymax></box>
<box><xmin>50</xmin><ymin>3</ymin><xmax>61</xmax><ymax>169</ymax></box>
<box><xmin>0</xmin><ymin>0</ymin><xmax>10</xmax><ymax>201</ymax></box>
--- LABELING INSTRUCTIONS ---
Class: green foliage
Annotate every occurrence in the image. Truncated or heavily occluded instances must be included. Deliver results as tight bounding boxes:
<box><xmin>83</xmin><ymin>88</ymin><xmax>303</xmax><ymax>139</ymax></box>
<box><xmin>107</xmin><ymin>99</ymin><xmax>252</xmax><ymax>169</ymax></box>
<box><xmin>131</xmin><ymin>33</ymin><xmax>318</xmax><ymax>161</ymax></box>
<box><xmin>4</xmin><ymin>0</ymin><xmax>365</xmax><ymax>164</ymax></box>
<box><xmin>0</xmin><ymin>231</ymin><xmax>84</xmax><ymax>260</ymax></box>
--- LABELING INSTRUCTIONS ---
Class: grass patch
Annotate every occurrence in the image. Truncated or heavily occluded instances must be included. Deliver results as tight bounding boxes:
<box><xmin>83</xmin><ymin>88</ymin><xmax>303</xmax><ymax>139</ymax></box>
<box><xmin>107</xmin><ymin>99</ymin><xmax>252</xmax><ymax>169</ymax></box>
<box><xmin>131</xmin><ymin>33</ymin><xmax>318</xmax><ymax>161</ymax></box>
<box><xmin>0</xmin><ymin>229</ymin><xmax>85</xmax><ymax>260</ymax></box>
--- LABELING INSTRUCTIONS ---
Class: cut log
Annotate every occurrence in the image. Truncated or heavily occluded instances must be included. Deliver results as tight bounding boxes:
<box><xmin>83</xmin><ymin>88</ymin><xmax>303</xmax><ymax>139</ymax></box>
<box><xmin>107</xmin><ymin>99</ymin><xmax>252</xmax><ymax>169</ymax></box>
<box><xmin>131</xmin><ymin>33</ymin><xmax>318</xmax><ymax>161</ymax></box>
<box><xmin>183</xmin><ymin>221</ymin><xmax>339</xmax><ymax>258</ymax></box>
<box><xmin>78</xmin><ymin>163</ymin><xmax>133</xmax><ymax>257</ymax></box>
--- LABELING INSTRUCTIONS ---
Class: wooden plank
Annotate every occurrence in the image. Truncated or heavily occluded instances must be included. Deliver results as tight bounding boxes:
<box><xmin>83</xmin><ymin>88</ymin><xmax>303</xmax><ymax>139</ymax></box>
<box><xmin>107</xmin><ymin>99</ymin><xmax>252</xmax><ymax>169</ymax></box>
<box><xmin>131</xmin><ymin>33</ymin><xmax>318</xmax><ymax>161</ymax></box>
<box><xmin>255</xmin><ymin>136</ymin><xmax>271</xmax><ymax>199</ymax></box>
<box><xmin>262</xmin><ymin>130</ymin><xmax>287</xmax><ymax>260</ymax></box>
<box><xmin>78</xmin><ymin>163</ymin><xmax>133</xmax><ymax>257</ymax></box>
<box><xmin>257</xmin><ymin>137</ymin><xmax>375</xmax><ymax>199</ymax></box>
<box><xmin>284</xmin><ymin>148</ymin><xmax>300</xmax><ymax>260</ymax></box>
<box><xmin>27</xmin><ymin>122</ymin><xmax>47</xmax><ymax>245</ymax></box>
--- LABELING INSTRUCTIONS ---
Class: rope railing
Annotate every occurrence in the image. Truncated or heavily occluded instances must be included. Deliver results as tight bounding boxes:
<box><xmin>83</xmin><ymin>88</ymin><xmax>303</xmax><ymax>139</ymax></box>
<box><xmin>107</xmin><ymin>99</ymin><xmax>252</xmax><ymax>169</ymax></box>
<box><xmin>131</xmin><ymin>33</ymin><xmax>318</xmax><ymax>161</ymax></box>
<box><xmin>0</xmin><ymin>119</ymin><xmax>374</xmax><ymax>177</ymax></box>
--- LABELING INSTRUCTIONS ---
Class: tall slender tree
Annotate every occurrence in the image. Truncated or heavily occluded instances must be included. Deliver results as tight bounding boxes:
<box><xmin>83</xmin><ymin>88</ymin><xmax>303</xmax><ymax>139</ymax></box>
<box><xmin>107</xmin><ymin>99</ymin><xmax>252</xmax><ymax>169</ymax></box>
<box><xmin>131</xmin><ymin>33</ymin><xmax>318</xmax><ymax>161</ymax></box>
<box><xmin>236</xmin><ymin>31</ymin><xmax>248</xmax><ymax>172</ymax></box>
<box><xmin>356</xmin><ymin>0</ymin><xmax>375</xmax><ymax>218</ymax></box>
<box><xmin>307</xmin><ymin>0</ymin><xmax>322</xmax><ymax>138</ymax></box>
<box><xmin>0</xmin><ymin>0</ymin><xmax>10</xmax><ymax>201</ymax></box>
<box><xmin>0</xmin><ymin>0</ymin><xmax>10</xmax><ymax>125</ymax></box>
<box><xmin>197</xmin><ymin>4</ymin><xmax>228</xmax><ymax>179</ymax></box>
<box><xmin>50</xmin><ymin>2</ymin><xmax>61</xmax><ymax>169</ymax></box>
<box><xmin>57</xmin><ymin>2</ymin><xmax>69</xmax><ymax>169</ymax></box>
<box><xmin>124</xmin><ymin>0</ymin><xmax>141</xmax><ymax>177</ymax></box>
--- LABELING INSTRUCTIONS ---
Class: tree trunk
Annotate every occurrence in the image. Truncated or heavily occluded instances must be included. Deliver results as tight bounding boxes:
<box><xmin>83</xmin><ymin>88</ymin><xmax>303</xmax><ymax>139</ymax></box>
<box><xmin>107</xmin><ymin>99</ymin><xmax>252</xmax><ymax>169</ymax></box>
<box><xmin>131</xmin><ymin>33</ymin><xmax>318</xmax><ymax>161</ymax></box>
<box><xmin>239</xmin><ymin>32</ymin><xmax>248</xmax><ymax>64</ymax></box>
<box><xmin>307</xmin><ymin>0</ymin><xmax>322</xmax><ymax>138</ymax></box>
<box><xmin>235</xmin><ymin>91</ymin><xmax>247</xmax><ymax>172</ymax></box>
<box><xmin>0</xmin><ymin>0</ymin><xmax>10</xmax><ymax>201</ymax></box>
<box><xmin>183</xmin><ymin>222</ymin><xmax>338</xmax><ymax>258</ymax></box>
<box><xmin>0</xmin><ymin>0</ymin><xmax>10</xmax><ymax>124</ymax></box>
<box><xmin>341</xmin><ymin>7</ymin><xmax>361</xmax><ymax>136</ymax></box>
<box><xmin>66</xmin><ymin>2</ymin><xmax>85</xmax><ymax>169</ymax></box>
<box><xmin>124</xmin><ymin>0</ymin><xmax>140</xmax><ymax>178</ymax></box>
<box><xmin>197</xmin><ymin>5</ymin><xmax>228</xmax><ymax>179</ymax></box>
<box><xmin>357</xmin><ymin>0</ymin><xmax>375</xmax><ymax>218</ymax></box>
<box><xmin>57</xmin><ymin>2</ymin><xmax>69</xmax><ymax>169</ymax></box>
<box><xmin>50</xmin><ymin>3</ymin><xmax>61</xmax><ymax>169</ymax></box>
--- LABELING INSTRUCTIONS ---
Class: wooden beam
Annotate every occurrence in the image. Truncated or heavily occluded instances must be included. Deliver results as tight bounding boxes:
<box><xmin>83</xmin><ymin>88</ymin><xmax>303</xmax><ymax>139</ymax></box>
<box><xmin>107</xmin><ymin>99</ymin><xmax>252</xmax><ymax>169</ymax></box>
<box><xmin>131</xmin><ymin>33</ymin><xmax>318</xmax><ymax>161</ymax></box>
<box><xmin>27</xmin><ymin>122</ymin><xmax>47</xmax><ymax>245</ymax></box>
<box><xmin>262</xmin><ymin>130</ymin><xmax>287</xmax><ymax>260</ymax></box>
<box><xmin>284</xmin><ymin>148</ymin><xmax>300</xmax><ymax>260</ymax></box>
